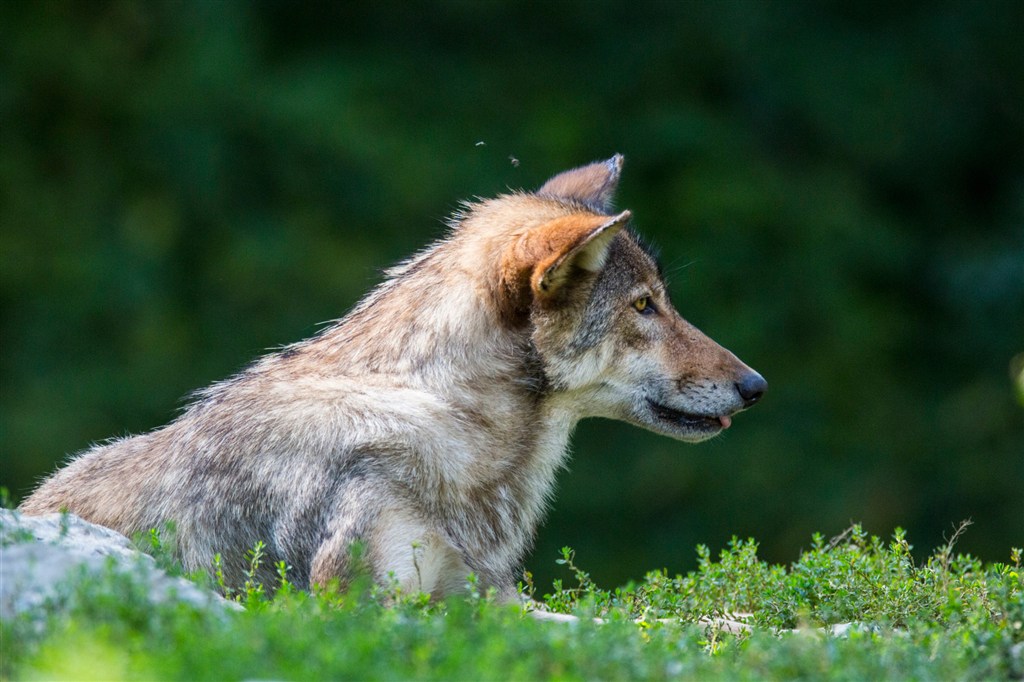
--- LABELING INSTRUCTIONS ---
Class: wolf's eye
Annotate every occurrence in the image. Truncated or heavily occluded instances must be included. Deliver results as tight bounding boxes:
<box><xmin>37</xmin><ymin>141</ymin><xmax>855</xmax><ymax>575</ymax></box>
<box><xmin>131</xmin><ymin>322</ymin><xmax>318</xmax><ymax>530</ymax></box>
<box><xmin>633</xmin><ymin>296</ymin><xmax>656</xmax><ymax>315</ymax></box>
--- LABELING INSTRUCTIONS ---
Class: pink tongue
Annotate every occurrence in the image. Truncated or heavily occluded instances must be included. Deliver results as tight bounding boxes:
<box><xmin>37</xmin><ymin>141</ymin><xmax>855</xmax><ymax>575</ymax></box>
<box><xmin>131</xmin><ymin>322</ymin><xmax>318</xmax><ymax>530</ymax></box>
<box><xmin>719</xmin><ymin>415</ymin><xmax>733</xmax><ymax>429</ymax></box>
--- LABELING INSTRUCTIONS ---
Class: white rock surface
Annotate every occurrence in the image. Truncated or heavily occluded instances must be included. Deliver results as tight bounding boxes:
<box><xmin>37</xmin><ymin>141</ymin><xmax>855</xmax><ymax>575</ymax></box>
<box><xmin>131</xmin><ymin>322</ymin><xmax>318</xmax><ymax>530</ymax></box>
<box><xmin>0</xmin><ymin>509</ymin><xmax>239</xmax><ymax>620</ymax></box>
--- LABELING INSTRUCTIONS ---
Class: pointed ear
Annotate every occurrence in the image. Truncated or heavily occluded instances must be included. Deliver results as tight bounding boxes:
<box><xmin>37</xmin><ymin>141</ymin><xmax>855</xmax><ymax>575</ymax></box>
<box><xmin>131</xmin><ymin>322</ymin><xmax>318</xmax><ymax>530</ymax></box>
<box><xmin>498</xmin><ymin>210</ymin><xmax>631</xmax><ymax>315</ymax></box>
<box><xmin>536</xmin><ymin>154</ymin><xmax>624</xmax><ymax>212</ymax></box>
<box><xmin>534</xmin><ymin>209</ymin><xmax>632</xmax><ymax>296</ymax></box>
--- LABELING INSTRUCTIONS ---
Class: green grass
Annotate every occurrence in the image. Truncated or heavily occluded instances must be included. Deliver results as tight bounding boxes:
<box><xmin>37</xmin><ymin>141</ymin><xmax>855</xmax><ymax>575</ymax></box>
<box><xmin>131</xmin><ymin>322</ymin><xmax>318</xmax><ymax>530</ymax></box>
<box><xmin>3</xmin><ymin>524</ymin><xmax>1021</xmax><ymax>681</ymax></box>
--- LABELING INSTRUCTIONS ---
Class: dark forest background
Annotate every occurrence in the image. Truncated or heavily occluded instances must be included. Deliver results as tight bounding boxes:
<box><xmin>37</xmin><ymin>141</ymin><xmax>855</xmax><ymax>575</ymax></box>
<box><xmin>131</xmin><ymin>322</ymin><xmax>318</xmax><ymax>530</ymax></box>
<box><xmin>2</xmin><ymin>1</ymin><xmax>1022</xmax><ymax>589</ymax></box>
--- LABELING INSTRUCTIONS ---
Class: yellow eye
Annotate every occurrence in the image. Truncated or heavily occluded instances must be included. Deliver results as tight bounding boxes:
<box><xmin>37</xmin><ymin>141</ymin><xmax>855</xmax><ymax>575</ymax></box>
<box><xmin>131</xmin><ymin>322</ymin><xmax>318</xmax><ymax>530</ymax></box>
<box><xmin>633</xmin><ymin>296</ymin><xmax>651</xmax><ymax>313</ymax></box>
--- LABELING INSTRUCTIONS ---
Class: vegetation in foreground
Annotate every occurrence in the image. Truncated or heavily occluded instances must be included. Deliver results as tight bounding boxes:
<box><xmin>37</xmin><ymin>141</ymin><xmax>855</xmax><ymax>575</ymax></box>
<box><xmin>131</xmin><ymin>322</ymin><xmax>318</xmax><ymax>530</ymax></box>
<box><xmin>3</xmin><ymin>521</ymin><xmax>1021</xmax><ymax>681</ymax></box>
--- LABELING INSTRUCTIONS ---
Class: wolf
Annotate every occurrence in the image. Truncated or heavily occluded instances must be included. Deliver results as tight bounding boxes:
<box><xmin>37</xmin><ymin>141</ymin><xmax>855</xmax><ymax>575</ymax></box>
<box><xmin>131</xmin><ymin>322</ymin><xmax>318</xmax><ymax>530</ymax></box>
<box><xmin>20</xmin><ymin>155</ymin><xmax>766</xmax><ymax>600</ymax></box>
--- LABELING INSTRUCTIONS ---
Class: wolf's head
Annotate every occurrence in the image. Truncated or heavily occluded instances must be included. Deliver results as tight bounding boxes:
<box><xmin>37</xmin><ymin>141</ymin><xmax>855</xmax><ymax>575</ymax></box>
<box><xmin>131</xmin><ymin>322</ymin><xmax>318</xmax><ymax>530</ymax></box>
<box><xmin>492</xmin><ymin>155</ymin><xmax>766</xmax><ymax>443</ymax></box>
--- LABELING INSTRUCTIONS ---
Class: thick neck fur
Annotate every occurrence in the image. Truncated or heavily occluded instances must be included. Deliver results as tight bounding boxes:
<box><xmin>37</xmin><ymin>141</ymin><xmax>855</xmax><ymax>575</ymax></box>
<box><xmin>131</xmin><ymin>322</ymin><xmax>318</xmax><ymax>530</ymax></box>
<box><xmin>211</xmin><ymin>194</ymin><xmax>586</xmax><ymax>512</ymax></box>
<box><xmin>265</xmin><ymin>194</ymin><xmax>569</xmax><ymax>389</ymax></box>
<box><xmin>254</xmin><ymin>195</ymin><xmax>584</xmax><ymax>412</ymax></box>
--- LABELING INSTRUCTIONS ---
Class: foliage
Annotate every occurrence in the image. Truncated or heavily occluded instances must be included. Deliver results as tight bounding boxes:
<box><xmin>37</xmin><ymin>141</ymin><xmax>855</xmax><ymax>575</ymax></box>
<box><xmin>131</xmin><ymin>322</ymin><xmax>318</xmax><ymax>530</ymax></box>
<box><xmin>3</xmin><ymin>527</ymin><xmax>1021</xmax><ymax>680</ymax></box>
<box><xmin>1</xmin><ymin>1</ymin><xmax>1022</xmax><ymax>589</ymax></box>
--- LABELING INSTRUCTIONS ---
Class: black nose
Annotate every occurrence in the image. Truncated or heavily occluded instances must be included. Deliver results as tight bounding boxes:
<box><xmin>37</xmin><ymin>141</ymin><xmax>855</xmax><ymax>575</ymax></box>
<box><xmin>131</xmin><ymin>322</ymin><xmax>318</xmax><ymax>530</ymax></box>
<box><xmin>735</xmin><ymin>372</ymin><xmax>767</xmax><ymax>407</ymax></box>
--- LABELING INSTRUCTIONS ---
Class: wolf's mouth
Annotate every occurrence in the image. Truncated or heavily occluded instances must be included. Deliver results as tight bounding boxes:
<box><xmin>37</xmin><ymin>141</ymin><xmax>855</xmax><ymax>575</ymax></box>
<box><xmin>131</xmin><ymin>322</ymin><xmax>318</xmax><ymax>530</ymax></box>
<box><xmin>646</xmin><ymin>399</ymin><xmax>731</xmax><ymax>431</ymax></box>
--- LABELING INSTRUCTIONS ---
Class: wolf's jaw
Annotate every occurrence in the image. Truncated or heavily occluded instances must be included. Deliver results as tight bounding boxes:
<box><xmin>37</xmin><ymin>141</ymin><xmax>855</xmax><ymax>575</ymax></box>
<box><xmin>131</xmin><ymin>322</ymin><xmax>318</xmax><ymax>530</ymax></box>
<box><xmin>643</xmin><ymin>399</ymin><xmax>731</xmax><ymax>440</ymax></box>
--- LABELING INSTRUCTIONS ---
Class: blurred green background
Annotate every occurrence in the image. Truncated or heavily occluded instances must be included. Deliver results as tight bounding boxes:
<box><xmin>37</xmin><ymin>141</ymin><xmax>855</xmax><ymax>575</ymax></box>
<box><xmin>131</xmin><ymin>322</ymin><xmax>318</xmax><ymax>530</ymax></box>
<box><xmin>2</xmin><ymin>1</ymin><xmax>1022</xmax><ymax>589</ymax></box>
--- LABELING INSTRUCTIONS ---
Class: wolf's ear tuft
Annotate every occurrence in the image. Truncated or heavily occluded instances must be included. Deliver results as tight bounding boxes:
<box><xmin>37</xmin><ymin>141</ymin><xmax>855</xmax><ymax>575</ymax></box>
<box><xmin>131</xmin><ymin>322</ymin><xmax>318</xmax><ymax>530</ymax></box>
<box><xmin>537</xmin><ymin>155</ymin><xmax>624</xmax><ymax>212</ymax></box>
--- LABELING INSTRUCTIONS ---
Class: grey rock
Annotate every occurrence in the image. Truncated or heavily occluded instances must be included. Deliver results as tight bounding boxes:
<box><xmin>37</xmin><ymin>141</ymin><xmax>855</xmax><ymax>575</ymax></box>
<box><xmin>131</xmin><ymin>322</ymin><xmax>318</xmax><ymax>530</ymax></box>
<box><xmin>0</xmin><ymin>509</ymin><xmax>240</xmax><ymax>621</ymax></box>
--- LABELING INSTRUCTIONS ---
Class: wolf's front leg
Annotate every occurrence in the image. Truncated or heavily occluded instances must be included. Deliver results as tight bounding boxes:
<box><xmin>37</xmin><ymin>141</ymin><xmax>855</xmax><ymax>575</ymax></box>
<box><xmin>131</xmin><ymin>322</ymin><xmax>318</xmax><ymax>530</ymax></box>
<box><xmin>310</xmin><ymin>506</ymin><xmax>470</xmax><ymax>599</ymax></box>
